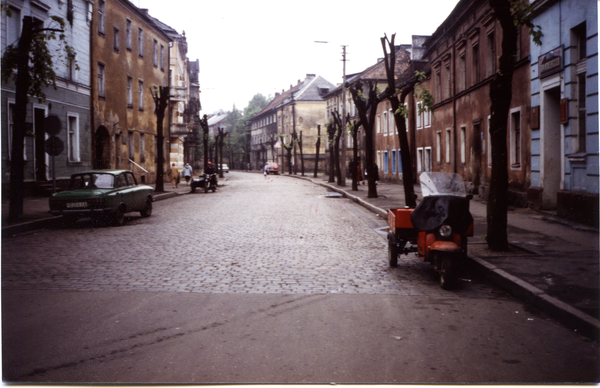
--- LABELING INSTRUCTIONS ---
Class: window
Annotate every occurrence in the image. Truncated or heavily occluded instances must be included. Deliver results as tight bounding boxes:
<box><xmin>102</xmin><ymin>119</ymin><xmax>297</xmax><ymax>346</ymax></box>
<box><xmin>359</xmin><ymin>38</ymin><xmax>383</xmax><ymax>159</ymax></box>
<box><xmin>572</xmin><ymin>22</ymin><xmax>587</xmax><ymax>152</ymax></box>
<box><xmin>138</xmin><ymin>80</ymin><xmax>144</xmax><ymax>110</ymax></box>
<box><xmin>389</xmin><ymin>109</ymin><xmax>394</xmax><ymax>135</ymax></box>
<box><xmin>424</xmin><ymin>106</ymin><xmax>431</xmax><ymax>128</ymax></box>
<box><xmin>472</xmin><ymin>43</ymin><xmax>480</xmax><ymax>85</ymax></box>
<box><xmin>459</xmin><ymin>53</ymin><xmax>466</xmax><ymax>91</ymax></box>
<box><xmin>460</xmin><ymin>126</ymin><xmax>466</xmax><ymax>164</ymax></box>
<box><xmin>436</xmin><ymin>131</ymin><xmax>442</xmax><ymax>163</ymax></box>
<box><xmin>140</xmin><ymin>133</ymin><xmax>145</xmax><ymax>163</ymax></box>
<box><xmin>113</xmin><ymin>27</ymin><xmax>120</xmax><ymax>51</ymax></box>
<box><xmin>126</xmin><ymin>19</ymin><xmax>132</xmax><ymax>50</ymax></box>
<box><xmin>98</xmin><ymin>0</ymin><xmax>105</xmax><ymax>35</ymax></box>
<box><xmin>160</xmin><ymin>44</ymin><xmax>165</xmax><ymax>71</ymax></box>
<box><xmin>416</xmin><ymin>101</ymin><xmax>423</xmax><ymax>129</ymax></box>
<box><xmin>444</xmin><ymin>63</ymin><xmax>451</xmax><ymax>99</ymax></box>
<box><xmin>384</xmin><ymin>151</ymin><xmax>389</xmax><ymax>174</ymax></box>
<box><xmin>128</xmin><ymin>131</ymin><xmax>134</xmax><ymax>160</ymax></box>
<box><xmin>424</xmin><ymin>147</ymin><xmax>432</xmax><ymax>172</ymax></box>
<box><xmin>392</xmin><ymin>150</ymin><xmax>397</xmax><ymax>174</ymax></box>
<box><xmin>127</xmin><ymin>76</ymin><xmax>133</xmax><ymax>107</ymax></box>
<box><xmin>383</xmin><ymin>111</ymin><xmax>388</xmax><ymax>136</ymax></box>
<box><xmin>488</xmin><ymin>31</ymin><xmax>496</xmax><ymax>76</ymax></box>
<box><xmin>138</xmin><ymin>28</ymin><xmax>144</xmax><ymax>57</ymax></box>
<box><xmin>417</xmin><ymin>147</ymin><xmax>423</xmax><ymax>174</ymax></box>
<box><xmin>577</xmin><ymin>73</ymin><xmax>587</xmax><ymax>152</ymax></box>
<box><xmin>97</xmin><ymin>63</ymin><xmax>105</xmax><ymax>98</ymax></box>
<box><xmin>67</xmin><ymin>51</ymin><xmax>77</xmax><ymax>81</ymax></box>
<box><xmin>510</xmin><ymin>110</ymin><xmax>521</xmax><ymax>168</ymax></box>
<box><xmin>397</xmin><ymin>150</ymin><xmax>402</xmax><ymax>173</ymax></box>
<box><xmin>377</xmin><ymin>114</ymin><xmax>381</xmax><ymax>133</ymax></box>
<box><xmin>435</xmin><ymin>70</ymin><xmax>442</xmax><ymax>102</ymax></box>
<box><xmin>404</xmin><ymin>103</ymin><xmax>409</xmax><ymax>132</ymax></box>
<box><xmin>5</xmin><ymin>6</ymin><xmax>21</xmax><ymax>52</ymax></box>
<box><xmin>67</xmin><ymin>114</ymin><xmax>80</xmax><ymax>162</ymax></box>
<box><xmin>153</xmin><ymin>39</ymin><xmax>158</xmax><ymax>67</ymax></box>
<box><xmin>446</xmin><ymin>128</ymin><xmax>452</xmax><ymax>164</ymax></box>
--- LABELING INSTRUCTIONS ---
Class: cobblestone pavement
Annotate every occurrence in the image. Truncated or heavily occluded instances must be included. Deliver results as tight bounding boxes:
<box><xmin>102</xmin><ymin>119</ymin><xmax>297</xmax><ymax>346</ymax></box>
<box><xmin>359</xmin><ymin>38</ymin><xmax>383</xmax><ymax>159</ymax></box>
<box><xmin>2</xmin><ymin>172</ymin><xmax>502</xmax><ymax>298</ymax></box>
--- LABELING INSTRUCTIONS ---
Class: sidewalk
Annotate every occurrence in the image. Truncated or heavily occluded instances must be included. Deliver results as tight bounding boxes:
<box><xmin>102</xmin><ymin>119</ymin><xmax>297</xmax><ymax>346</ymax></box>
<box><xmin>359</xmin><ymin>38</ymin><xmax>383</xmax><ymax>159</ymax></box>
<box><xmin>2</xmin><ymin>172</ymin><xmax>599</xmax><ymax>340</ymax></box>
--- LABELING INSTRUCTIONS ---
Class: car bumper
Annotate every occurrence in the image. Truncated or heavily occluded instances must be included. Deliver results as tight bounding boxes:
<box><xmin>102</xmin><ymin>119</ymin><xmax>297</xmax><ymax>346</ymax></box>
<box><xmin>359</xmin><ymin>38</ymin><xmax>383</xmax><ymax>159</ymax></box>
<box><xmin>50</xmin><ymin>207</ymin><xmax>113</xmax><ymax>216</ymax></box>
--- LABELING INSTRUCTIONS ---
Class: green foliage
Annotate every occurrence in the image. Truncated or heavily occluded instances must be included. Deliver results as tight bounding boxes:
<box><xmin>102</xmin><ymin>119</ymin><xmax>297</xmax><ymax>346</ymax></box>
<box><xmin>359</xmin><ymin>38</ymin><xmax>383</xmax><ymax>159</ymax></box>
<box><xmin>413</xmin><ymin>71</ymin><xmax>435</xmax><ymax>117</ymax></box>
<box><xmin>1</xmin><ymin>15</ymin><xmax>76</xmax><ymax>103</ymax></box>
<box><xmin>510</xmin><ymin>0</ymin><xmax>543</xmax><ymax>46</ymax></box>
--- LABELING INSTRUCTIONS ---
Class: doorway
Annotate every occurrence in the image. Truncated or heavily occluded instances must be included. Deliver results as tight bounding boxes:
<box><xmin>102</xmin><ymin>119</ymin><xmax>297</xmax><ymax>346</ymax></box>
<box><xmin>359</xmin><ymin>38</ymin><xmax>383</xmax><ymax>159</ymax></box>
<box><xmin>94</xmin><ymin>126</ymin><xmax>111</xmax><ymax>169</ymax></box>
<box><xmin>541</xmin><ymin>86</ymin><xmax>562</xmax><ymax>209</ymax></box>
<box><xmin>34</xmin><ymin>107</ymin><xmax>47</xmax><ymax>181</ymax></box>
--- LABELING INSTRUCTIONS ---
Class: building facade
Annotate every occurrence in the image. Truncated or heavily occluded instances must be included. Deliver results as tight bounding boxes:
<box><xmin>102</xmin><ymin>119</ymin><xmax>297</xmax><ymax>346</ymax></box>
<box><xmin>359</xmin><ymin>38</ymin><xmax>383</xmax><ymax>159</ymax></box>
<box><xmin>529</xmin><ymin>0</ymin><xmax>598</xmax><ymax>225</ymax></box>
<box><xmin>91</xmin><ymin>0</ymin><xmax>171</xmax><ymax>184</ymax></box>
<box><xmin>2</xmin><ymin>0</ymin><xmax>93</xmax><ymax>195</ymax></box>
<box><xmin>419</xmin><ymin>0</ymin><xmax>532</xmax><ymax>205</ymax></box>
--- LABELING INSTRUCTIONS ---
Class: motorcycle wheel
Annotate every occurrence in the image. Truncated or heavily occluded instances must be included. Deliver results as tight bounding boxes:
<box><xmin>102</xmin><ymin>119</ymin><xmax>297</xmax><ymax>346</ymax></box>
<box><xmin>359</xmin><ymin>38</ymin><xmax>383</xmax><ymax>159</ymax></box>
<box><xmin>204</xmin><ymin>183</ymin><xmax>209</xmax><ymax>193</ymax></box>
<box><xmin>388</xmin><ymin>233</ymin><xmax>398</xmax><ymax>268</ymax></box>
<box><xmin>439</xmin><ymin>255</ymin><xmax>456</xmax><ymax>290</ymax></box>
<box><xmin>211</xmin><ymin>184</ymin><xmax>216</xmax><ymax>192</ymax></box>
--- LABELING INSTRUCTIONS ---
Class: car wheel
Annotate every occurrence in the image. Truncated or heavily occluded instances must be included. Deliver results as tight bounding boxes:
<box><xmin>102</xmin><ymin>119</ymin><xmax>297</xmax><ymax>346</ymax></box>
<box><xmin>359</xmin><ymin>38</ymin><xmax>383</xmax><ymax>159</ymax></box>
<box><xmin>140</xmin><ymin>198</ymin><xmax>152</xmax><ymax>217</ymax></box>
<box><xmin>113</xmin><ymin>205</ymin><xmax>126</xmax><ymax>226</ymax></box>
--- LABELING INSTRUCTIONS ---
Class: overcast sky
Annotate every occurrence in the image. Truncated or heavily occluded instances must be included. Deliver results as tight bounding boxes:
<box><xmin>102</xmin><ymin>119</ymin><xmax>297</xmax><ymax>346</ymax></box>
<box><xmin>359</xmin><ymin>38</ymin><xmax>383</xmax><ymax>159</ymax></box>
<box><xmin>136</xmin><ymin>0</ymin><xmax>460</xmax><ymax>115</ymax></box>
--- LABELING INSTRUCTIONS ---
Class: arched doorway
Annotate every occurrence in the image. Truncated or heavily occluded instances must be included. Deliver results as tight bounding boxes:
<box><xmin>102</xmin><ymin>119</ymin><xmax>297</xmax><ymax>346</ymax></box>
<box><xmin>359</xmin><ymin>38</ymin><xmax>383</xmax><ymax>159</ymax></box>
<box><xmin>94</xmin><ymin>126</ymin><xmax>111</xmax><ymax>169</ymax></box>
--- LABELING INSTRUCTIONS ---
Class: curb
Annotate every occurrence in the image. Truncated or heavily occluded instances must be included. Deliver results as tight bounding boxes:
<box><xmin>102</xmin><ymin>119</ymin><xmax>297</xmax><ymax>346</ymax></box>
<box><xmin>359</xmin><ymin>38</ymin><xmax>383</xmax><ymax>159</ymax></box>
<box><xmin>289</xmin><ymin>174</ymin><xmax>600</xmax><ymax>341</ymax></box>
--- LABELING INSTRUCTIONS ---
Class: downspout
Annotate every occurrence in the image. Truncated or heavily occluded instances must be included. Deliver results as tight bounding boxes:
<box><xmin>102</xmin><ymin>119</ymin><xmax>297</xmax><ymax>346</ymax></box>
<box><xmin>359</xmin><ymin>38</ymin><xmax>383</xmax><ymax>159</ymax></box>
<box><xmin>89</xmin><ymin>0</ymin><xmax>96</xmax><ymax>168</ymax></box>
<box><xmin>167</xmin><ymin>41</ymin><xmax>172</xmax><ymax>167</ymax></box>
<box><xmin>452</xmin><ymin>34</ymin><xmax>458</xmax><ymax>174</ymax></box>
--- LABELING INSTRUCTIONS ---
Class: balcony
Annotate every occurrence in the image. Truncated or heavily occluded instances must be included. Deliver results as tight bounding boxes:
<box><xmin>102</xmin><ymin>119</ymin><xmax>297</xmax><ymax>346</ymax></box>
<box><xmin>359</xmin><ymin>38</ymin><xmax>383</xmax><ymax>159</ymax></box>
<box><xmin>170</xmin><ymin>122</ymin><xmax>190</xmax><ymax>136</ymax></box>
<box><xmin>170</xmin><ymin>86</ymin><xmax>188</xmax><ymax>102</ymax></box>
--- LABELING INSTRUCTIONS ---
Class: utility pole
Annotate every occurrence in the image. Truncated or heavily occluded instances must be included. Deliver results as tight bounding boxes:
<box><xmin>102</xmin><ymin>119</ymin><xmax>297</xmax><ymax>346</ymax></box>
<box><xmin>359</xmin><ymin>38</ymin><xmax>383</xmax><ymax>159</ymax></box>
<box><xmin>340</xmin><ymin>45</ymin><xmax>348</xmax><ymax>186</ymax></box>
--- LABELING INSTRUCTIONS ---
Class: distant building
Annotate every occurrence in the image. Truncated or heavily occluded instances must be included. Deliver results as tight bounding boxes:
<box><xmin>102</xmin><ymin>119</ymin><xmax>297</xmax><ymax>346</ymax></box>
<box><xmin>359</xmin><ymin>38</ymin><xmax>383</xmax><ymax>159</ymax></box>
<box><xmin>251</xmin><ymin>74</ymin><xmax>334</xmax><ymax>172</ymax></box>
<box><xmin>528</xmin><ymin>0</ymin><xmax>599</xmax><ymax>225</ymax></box>
<box><xmin>1</xmin><ymin>0</ymin><xmax>93</xmax><ymax>195</ymax></box>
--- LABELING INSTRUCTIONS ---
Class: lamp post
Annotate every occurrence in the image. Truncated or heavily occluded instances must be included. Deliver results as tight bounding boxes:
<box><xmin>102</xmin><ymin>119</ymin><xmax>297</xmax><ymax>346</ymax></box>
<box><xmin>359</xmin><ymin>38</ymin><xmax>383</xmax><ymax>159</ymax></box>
<box><xmin>315</xmin><ymin>41</ymin><xmax>348</xmax><ymax>186</ymax></box>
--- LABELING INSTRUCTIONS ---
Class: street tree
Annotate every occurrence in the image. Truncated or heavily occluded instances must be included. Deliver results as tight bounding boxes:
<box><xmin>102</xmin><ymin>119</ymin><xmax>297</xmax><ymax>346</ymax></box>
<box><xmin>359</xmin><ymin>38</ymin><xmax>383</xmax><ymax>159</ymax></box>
<box><xmin>347</xmin><ymin>81</ymin><xmax>384</xmax><ymax>198</ymax></box>
<box><xmin>151</xmin><ymin>86</ymin><xmax>169</xmax><ymax>192</ymax></box>
<box><xmin>314</xmin><ymin>125</ymin><xmax>322</xmax><ymax>178</ymax></box>
<box><xmin>1</xmin><ymin>14</ymin><xmax>74</xmax><ymax>223</ymax></box>
<box><xmin>486</xmin><ymin>0</ymin><xmax>542</xmax><ymax>250</ymax></box>
<box><xmin>326</xmin><ymin>120</ymin><xmax>336</xmax><ymax>183</ymax></box>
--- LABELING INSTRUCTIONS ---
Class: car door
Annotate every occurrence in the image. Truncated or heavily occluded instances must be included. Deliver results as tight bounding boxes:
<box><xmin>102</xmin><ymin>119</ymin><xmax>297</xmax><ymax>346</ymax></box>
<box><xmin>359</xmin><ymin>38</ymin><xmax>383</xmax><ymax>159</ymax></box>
<box><xmin>116</xmin><ymin>172</ymin><xmax>134</xmax><ymax>211</ymax></box>
<box><xmin>127</xmin><ymin>172</ymin><xmax>145</xmax><ymax>210</ymax></box>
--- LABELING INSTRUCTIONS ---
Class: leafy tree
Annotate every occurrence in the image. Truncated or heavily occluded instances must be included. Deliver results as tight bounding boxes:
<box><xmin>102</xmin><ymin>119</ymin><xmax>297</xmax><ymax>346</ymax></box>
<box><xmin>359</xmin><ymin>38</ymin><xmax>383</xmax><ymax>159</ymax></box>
<box><xmin>1</xmin><ymin>14</ymin><xmax>74</xmax><ymax>223</ymax></box>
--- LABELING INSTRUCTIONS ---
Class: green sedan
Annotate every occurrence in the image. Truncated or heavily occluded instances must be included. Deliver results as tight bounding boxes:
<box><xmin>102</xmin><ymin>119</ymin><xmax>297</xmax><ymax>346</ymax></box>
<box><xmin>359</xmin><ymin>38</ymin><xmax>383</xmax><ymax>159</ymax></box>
<box><xmin>49</xmin><ymin>170</ymin><xmax>154</xmax><ymax>226</ymax></box>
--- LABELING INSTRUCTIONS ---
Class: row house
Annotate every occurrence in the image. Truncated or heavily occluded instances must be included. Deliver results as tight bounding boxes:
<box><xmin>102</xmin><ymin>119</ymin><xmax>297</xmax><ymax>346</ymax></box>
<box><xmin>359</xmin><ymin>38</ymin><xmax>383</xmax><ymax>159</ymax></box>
<box><xmin>528</xmin><ymin>0</ymin><xmax>598</xmax><ymax>225</ymax></box>
<box><xmin>250</xmin><ymin>74</ymin><xmax>335</xmax><ymax>172</ymax></box>
<box><xmin>404</xmin><ymin>0</ymin><xmax>533</xmax><ymax>206</ymax></box>
<box><xmin>91</xmin><ymin>0</ymin><xmax>171</xmax><ymax>184</ymax></box>
<box><xmin>2</xmin><ymin>0</ymin><xmax>93</xmax><ymax>195</ymax></box>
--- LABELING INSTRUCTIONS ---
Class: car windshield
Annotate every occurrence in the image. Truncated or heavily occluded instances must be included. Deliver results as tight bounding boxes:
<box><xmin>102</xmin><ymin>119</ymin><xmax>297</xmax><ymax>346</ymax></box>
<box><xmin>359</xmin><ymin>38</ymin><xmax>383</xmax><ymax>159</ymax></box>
<box><xmin>68</xmin><ymin>173</ymin><xmax>115</xmax><ymax>190</ymax></box>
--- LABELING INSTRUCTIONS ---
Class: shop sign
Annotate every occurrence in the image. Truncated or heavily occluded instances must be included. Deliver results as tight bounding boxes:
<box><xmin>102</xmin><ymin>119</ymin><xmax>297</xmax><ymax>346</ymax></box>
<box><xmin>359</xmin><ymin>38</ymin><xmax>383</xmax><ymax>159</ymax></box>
<box><xmin>539</xmin><ymin>47</ymin><xmax>563</xmax><ymax>78</ymax></box>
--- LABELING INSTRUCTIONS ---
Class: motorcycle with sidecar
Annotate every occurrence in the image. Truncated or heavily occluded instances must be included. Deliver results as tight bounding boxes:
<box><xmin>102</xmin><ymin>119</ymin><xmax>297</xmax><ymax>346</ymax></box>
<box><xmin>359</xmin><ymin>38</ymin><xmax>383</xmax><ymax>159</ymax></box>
<box><xmin>190</xmin><ymin>173</ymin><xmax>218</xmax><ymax>193</ymax></box>
<box><xmin>387</xmin><ymin>172</ymin><xmax>474</xmax><ymax>289</ymax></box>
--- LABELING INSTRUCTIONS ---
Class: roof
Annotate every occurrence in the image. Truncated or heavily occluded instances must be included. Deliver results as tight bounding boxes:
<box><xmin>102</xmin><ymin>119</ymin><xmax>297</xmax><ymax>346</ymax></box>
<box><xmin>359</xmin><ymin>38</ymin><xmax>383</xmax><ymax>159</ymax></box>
<box><xmin>207</xmin><ymin>113</ymin><xmax>228</xmax><ymax>126</ymax></box>
<box><xmin>254</xmin><ymin>74</ymin><xmax>335</xmax><ymax>119</ymax></box>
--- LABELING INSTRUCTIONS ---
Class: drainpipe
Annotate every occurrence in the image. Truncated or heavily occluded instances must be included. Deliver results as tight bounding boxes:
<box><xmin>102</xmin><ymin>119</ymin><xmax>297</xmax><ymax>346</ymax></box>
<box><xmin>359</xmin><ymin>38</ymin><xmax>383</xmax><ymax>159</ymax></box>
<box><xmin>452</xmin><ymin>34</ymin><xmax>458</xmax><ymax>174</ymax></box>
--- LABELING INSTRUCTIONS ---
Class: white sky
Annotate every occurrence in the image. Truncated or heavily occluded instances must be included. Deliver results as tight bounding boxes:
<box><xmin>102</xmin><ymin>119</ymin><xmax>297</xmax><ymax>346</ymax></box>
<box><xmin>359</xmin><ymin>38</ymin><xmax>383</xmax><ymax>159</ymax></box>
<box><xmin>136</xmin><ymin>0</ymin><xmax>460</xmax><ymax>115</ymax></box>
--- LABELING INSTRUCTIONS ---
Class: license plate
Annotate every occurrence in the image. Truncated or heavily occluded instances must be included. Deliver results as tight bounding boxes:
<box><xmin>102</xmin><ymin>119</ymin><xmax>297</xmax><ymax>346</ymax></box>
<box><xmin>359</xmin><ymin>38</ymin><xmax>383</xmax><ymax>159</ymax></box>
<box><xmin>67</xmin><ymin>202</ymin><xmax>87</xmax><ymax>208</ymax></box>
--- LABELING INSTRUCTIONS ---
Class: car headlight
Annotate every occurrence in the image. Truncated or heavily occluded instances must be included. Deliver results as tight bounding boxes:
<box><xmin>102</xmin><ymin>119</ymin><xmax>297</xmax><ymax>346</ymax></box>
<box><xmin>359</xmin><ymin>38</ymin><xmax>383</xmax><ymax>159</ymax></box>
<box><xmin>439</xmin><ymin>224</ymin><xmax>452</xmax><ymax>237</ymax></box>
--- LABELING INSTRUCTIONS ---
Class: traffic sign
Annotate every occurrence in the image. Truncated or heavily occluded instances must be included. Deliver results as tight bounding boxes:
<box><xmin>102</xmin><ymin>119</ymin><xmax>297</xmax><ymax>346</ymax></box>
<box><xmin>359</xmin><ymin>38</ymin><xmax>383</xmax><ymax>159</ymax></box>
<box><xmin>45</xmin><ymin>135</ymin><xmax>64</xmax><ymax>156</ymax></box>
<box><xmin>44</xmin><ymin>115</ymin><xmax>61</xmax><ymax>135</ymax></box>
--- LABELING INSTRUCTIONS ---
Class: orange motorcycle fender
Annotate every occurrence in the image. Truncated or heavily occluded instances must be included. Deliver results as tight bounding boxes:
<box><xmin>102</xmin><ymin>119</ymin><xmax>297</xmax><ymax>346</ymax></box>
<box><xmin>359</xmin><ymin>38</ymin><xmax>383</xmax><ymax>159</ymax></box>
<box><xmin>429</xmin><ymin>240</ymin><xmax>462</xmax><ymax>252</ymax></box>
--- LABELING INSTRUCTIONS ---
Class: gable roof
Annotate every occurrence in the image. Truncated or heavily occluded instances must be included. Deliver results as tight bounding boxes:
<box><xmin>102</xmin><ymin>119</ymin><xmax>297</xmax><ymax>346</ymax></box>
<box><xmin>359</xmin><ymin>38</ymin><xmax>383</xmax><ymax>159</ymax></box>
<box><xmin>207</xmin><ymin>113</ymin><xmax>228</xmax><ymax>126</ymax></box>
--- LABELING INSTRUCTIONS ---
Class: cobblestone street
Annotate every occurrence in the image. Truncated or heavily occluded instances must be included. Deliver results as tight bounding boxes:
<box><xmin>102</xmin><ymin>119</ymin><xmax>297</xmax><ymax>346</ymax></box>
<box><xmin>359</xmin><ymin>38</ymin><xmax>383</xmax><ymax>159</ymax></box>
<box><xmin>3</xmin><ymin>172</ymin><xmax>494</xmax><ymax>296</ymax></box>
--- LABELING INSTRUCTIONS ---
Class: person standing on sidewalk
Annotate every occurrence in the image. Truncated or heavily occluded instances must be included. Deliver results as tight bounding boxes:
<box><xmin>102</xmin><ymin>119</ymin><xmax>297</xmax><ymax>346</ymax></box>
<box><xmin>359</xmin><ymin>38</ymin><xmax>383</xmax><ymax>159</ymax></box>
<box><xmin>182</xmin><ymin>163</ymin><xmax>193</xmax><ymax>186</ymax></box>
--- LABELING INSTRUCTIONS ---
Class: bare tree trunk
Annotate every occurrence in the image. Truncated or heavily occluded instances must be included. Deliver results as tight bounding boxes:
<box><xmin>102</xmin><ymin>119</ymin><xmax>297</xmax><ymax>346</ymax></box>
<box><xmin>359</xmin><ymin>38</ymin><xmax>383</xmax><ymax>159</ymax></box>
<box><xmin>332</xmin><ymin>111</ymin><xmax>343</xmax><ymax>185</ymax></box>
<box><xmin>486</xmin><ymin>0</ymin><xmax>517</xmax><ymax>251</ymax></box>
<box><xmin>314</xmin><ymin>125</ymin><xmax>321</xmax><ymax>178</ymax></box>
<box><xmin>299</xmin><ymin>130</ymin><xmax>304</xmax><ymax>176</ymax></box>
<box><xmin>327</xmin><ymin>123</ymin><xmax>336</xmax><ymax>183</ymax></box>
<box><xmin>153</xmin><ymin>86</ymin><xmax>169</xmax><ymax>193</ymax></box>
<box><xmin>351</xmin><ymin>121</ymin><xmax>359</xmax><ymax>191</ymax></box>
<box><xmin>8</xmin><ymin>17</ymin><xmax>35</xmax><ymax>223</ymax></box>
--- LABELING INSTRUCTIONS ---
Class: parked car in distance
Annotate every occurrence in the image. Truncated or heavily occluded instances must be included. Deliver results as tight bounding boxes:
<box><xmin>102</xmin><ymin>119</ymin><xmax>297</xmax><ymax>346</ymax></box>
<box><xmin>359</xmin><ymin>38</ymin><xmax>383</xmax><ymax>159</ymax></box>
<box><xmin>49</xmin><ymin>170</ymin><xmax>154</xmax><ymax>226</ymax></box>
<box><xmin>266</xmin><ymin>161</ymin><xmax>279</xmax><ymax>174</ymax></box>
<box><xmin>219</xmin><ymin>164</ymin><xmax>229</xmax><ymax>173</ymax></box>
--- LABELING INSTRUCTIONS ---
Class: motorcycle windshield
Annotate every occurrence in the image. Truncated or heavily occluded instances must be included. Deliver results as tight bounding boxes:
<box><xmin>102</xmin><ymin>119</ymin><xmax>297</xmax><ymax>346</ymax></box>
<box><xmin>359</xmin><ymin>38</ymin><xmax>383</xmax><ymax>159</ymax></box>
<box><xmin>411</xmin><ymin>172</ymin><xmax>472</xmax><ymax>233</ymax></box>
<box><xmin>419</xmin><ymin>172</ymin><xmax>467</xmax><ymax>197</ymax></box>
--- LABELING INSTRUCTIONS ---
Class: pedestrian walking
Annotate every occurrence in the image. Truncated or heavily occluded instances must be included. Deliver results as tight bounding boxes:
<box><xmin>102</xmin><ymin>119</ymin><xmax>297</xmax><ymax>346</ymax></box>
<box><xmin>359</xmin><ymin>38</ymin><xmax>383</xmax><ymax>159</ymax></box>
<box><xmin>166</xmin><ymin>163</ymin><xmax>179</xmax><ymax>189</ymax></box>
<box><xmin>264</xmin><ymin>163</ymin><xmax>270</xmax><ymax>178</ymax></box>
<box><xmin>182</xmin><ymin>163</ymin><xmax>193</xmax><ymax>185</ymax></box>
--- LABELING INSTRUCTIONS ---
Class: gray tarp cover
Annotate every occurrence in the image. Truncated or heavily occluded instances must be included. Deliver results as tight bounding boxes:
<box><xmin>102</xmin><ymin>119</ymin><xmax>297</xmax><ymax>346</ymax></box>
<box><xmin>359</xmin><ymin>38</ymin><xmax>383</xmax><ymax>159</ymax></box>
<box><xmin>410</xmin><ymin>195</ymin><xmax>473</xmax><ymax>234</ymax></box>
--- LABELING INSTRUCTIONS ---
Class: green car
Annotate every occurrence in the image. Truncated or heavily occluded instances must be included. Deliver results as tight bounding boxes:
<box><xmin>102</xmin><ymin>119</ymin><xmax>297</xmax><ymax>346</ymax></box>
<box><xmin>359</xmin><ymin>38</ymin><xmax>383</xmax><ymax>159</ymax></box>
<box><xmin>49</xmin><ymin>170</ymin><xmax>154</xmax><ymax>226</ymax></box>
